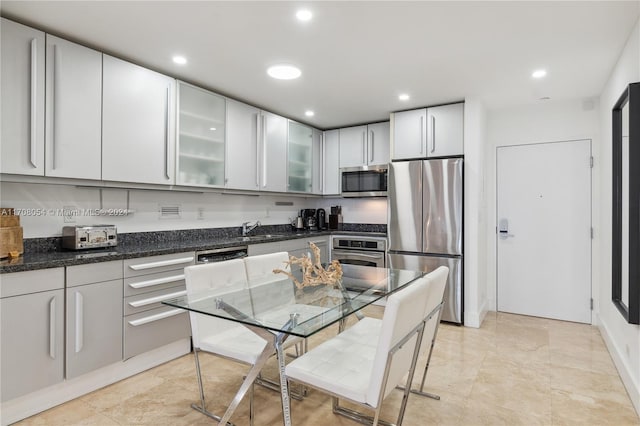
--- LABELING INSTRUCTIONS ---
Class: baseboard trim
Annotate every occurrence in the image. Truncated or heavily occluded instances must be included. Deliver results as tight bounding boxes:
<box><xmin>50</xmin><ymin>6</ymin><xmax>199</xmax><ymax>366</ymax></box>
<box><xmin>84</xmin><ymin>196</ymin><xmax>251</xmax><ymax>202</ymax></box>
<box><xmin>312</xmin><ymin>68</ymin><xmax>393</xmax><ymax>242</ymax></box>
<box><xmin>464</xmin><ymin>298</ymin><xmax>489</xmax><ymax>328</ymax></box>
<box><xmin>0</xmin><ymin>339</ymin><xmax>191</xmax><ymax>426</ymax></box>
<box><xmin>596</xmin><ymin>313</ymin><xmax>640</xmax><ymax>417</ymax></box>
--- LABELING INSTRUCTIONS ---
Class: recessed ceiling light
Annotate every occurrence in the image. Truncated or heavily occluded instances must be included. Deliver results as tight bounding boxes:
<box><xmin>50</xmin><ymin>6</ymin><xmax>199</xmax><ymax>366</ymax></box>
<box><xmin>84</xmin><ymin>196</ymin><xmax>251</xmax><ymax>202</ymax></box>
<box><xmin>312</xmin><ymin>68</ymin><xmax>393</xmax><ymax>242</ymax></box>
<box><xmin>209</xmin><ymin>127</ymin><xmax>217</xmax><ymax>131</ymax></box>
<box><xmin>398</xmin><ymin>94</ymin><xmax>410</xmax><ymax>101</ymax></box>
<box><xmin>532</xmin><ymin>69</ymin><xmax>547</xmax><ymax>79</ymax></box>
<box><xmin>296</xmin><ymin>10</ymin><xmax>313</xmax><ymax>21</ymax></box>
<box><xmin>172</xmin><ymin>55</ymin><xmax>187</xmax><ymax>65</ymax></box>
<box><xmin>267</xmin><ymin>64</ymin><xmax>301</xmax><ymax>80</ymax></box>
<box><xmin>305</xmin><ymin>110</ymin><xmax>315</xmax><ymax>117</ymax></box>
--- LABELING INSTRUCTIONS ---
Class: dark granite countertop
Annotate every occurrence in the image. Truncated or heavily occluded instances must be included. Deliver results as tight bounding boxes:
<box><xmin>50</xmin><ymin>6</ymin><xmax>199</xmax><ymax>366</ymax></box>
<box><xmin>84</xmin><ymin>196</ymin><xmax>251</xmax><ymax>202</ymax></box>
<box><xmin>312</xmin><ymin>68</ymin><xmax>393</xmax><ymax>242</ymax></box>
<box><xmin>0</xmin><ymin>224</ymin><xmax>386</xmax><ymax>274</ymax></box>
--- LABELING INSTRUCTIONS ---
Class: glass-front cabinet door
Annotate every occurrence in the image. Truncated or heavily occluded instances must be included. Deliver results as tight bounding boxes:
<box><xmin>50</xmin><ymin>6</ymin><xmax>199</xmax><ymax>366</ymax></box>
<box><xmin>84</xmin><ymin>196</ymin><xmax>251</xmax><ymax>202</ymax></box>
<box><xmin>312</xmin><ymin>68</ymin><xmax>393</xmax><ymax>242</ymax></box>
<box><xmin>288</xmin><ymin>121</ymin><xmax>313</xmax><ymax>193</ymax></box>
<box><xmin>177</xmin><ymin>82</ymin><xmax>226</xmax><ymax>187</ymax></box>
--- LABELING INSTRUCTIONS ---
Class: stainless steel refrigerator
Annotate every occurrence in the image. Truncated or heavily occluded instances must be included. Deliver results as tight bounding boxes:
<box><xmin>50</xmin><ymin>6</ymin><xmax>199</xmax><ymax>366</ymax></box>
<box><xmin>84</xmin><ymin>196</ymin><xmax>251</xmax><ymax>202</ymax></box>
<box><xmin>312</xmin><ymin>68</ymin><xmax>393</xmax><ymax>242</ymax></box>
<box><xmin>387</xmin><ymin>158</ymin><xmax>463</xmax><ymax>324</ymax></box>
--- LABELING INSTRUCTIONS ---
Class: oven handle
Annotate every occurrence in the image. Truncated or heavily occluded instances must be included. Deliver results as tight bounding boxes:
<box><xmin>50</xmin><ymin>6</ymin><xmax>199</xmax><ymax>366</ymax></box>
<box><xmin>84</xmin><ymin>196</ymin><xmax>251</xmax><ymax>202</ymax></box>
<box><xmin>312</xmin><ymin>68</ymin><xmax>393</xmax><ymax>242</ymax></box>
<box><xmin>332</xmin><ymin>250</ymin><xmax>385</xmax><ymax>259</ymax></box>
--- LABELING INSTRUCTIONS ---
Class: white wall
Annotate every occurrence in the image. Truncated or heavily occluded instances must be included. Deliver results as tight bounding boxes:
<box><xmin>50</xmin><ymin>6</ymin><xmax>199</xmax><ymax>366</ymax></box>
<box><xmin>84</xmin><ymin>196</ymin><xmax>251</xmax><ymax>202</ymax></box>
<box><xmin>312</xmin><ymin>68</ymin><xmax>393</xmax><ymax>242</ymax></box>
<box><xmin>597</xmin><ymin>18</ymin><xmax>640</xmax><ymax>414</ymax></box>
<box><xmin>463</xmin><ymin>97</ymin><xmax>488</xmax><ymax>327</ymax></box>
<box><xmin>486</xmin><ymin>98</ymin><xmax>601</xmax><ymax>313</ymax></box>
<box><xmin>0</xmin><ymin>182</ymin><xmax>386</xmax><ymax>238</ymax></box>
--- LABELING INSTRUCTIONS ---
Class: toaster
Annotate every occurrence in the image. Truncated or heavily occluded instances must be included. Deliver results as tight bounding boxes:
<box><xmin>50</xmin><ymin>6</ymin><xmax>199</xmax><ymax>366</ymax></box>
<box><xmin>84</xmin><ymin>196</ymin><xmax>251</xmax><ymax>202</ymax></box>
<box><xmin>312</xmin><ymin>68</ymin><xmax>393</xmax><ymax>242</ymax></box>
<box><xmin>62</xmin><ymin>225</ymin><xmax>117</xmax><ymax>250</ymax></box>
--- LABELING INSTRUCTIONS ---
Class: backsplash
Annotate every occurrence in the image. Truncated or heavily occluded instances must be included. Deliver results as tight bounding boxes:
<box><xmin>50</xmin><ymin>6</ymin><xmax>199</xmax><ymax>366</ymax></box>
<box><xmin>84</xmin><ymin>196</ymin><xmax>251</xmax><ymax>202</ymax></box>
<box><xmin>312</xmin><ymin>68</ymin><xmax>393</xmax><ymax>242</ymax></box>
<box><xmin>2</xmin><ymin>182</ymin><xmax>388</xmax><ymax>238</ymax></box>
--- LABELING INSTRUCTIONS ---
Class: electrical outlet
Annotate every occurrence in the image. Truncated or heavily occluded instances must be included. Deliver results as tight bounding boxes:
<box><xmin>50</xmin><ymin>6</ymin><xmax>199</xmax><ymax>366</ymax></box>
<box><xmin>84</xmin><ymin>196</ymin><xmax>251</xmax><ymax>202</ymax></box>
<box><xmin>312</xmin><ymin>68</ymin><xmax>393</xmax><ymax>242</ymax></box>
<box><xmin>197</xmin><ymin>207</ymin><xmax>204</xmax><ymax>220</ymax></box>
<box><xmin>63</xmin><ymin>205</ymin><xmax>76</xmax><ymax>223</ymax></box>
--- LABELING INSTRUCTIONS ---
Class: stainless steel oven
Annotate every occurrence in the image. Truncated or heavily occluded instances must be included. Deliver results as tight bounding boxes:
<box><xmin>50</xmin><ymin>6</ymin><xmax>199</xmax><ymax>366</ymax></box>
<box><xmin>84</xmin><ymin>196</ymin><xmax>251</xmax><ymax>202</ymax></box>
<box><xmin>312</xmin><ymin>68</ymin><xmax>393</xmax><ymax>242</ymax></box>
<box><xmin>331</xmin><ymin>235</ymin><xmax>386</xmax><ymax>268</ymax></box>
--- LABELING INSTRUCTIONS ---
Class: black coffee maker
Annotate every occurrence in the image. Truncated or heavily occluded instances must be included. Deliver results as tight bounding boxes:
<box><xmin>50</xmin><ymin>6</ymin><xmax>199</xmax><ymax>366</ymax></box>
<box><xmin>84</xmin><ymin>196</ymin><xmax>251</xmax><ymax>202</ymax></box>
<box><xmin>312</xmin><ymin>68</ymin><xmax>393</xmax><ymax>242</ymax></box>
<box><xmin>301</xmin><ymin>209</ymin><xmax>317</xmax><ymax>230</ymax></box>
<box><xmin>316</xmin><ymin>208</ymin><xmax>327</xmax><ymax>230</ymax></box>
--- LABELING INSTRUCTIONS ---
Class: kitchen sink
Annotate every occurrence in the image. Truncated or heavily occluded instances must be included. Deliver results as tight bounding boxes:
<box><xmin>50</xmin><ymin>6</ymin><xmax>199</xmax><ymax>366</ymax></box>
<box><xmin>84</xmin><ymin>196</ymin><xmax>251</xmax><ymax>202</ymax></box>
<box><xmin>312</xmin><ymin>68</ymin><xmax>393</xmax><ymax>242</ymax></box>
<box><xmin>237</xmin><ymin>234</ymin><xmax>284</xmax><ymax>242</ymax></box>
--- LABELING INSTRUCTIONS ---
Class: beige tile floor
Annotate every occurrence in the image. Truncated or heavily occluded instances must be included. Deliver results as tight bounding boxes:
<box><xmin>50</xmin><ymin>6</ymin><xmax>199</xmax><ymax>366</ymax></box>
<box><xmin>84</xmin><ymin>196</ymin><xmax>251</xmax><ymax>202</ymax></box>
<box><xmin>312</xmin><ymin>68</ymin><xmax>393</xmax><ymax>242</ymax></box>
<box><xmin>15</xmin><ymin>309</ymin><xmax>640</xmax><ymax>426</ymax></box>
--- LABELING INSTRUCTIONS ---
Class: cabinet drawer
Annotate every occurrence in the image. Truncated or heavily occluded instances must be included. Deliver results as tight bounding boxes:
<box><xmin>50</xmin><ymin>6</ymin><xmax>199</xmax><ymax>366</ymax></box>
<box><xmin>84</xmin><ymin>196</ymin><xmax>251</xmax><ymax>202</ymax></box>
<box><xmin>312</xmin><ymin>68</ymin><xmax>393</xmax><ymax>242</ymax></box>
<box><xmin>123</xmin><ymin>306</ymin><xmax>190</xmax><ymax>359</ymax></box>
<box><xmin>67</xmin><ymin>260</ymin><xmax>123</xmax><ymax>288</ymax></box>
<box><xmin>124</xmin><ymin>284</ymin><xmax>186</xmax><ymax>316</ymax></box>
<box><xmin>124</xmin><ymin>252</ymin><xmax>195</xmax><ymax>278</ymax></box>
<box><xmin>124</xmin><ymin>269</ymin><xmax>187</xmax><ymax>297</ymax></box>
<box><xmin>1</xmin><ymin>267</ymin><xmax>64</xmax><ymax>298</ymax></box>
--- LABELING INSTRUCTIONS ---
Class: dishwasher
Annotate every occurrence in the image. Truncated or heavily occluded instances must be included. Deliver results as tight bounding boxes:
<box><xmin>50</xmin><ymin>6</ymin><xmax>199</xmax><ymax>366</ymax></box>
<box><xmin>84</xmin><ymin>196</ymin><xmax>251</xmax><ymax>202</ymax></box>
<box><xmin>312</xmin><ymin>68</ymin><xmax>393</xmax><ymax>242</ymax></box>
<box><xmin>196</xmin><ymin>246</ymin><xmax>248</xmax><ymax>263</ymax></box>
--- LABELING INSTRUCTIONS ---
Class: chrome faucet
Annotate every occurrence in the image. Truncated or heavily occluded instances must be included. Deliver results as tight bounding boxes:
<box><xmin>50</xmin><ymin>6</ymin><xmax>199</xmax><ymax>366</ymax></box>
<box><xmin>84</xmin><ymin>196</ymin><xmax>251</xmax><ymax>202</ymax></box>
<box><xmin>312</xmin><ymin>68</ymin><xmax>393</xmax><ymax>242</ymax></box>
<box><xmin>242</xmin><ymin>220</ymin><xmax>261</xmax><ymax>236</ymax></box>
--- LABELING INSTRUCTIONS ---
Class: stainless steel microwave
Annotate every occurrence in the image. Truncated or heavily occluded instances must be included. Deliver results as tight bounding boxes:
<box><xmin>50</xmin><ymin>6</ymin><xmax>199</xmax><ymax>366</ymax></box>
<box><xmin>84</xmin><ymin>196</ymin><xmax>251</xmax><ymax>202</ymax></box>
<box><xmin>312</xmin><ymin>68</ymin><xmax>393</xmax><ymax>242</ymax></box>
<box><xmin>341</xmin><ymin>165</ymin><xmax>388</xmax><ymax>197</ymax></box>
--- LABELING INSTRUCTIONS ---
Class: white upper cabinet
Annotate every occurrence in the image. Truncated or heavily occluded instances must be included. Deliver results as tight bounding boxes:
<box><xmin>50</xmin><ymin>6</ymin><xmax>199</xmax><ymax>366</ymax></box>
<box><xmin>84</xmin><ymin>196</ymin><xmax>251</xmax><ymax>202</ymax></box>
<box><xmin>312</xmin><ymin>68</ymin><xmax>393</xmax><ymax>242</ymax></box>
<box><xmin>176</xmin><ymin>82</ymin><xmax>226</xmax><ymax>187</ymax></box>
<box><xmin>45</xmin><ymin>35</ymin><xmax>102</xmax><ymax>179</ymax></box>
<box><xmin>339</xmin><ymin>125</ymin><xmax>367</xmax><ymax>168</ymax></box>
<box><xmin>226</xmin><ymin>103</ymin><xmax>288</xmax><ymax>193</ymax></box>
<box><xmin>102</xmin><ymin>55</ymin><xmax>176</xmax><ymax>185</ymax></box>
<box><xmin>339</xmin><ymin>122</ymin><xmax>390</xmax><ymax>168</ymax></box>
<box><xmin>288</xmin><ymin>121</ymin><xmax>313</xmax><ymax>193</ymax></box>
<box><xmin>391</xmin><ymin>108</ymin><xmax>426</xmax><ymax>160</ymax></box>
<box><xmin>259</xmin><ymin>111</ymin><xmax>288</xmax><ymax>192</ymax></box>
<box><xmin>323</xmin><ymin>129</ymin><xmax>341</xmax><ymax>195</ymax></box>
<box><xmin>367</xmin><ymin>121</ymin><xmax>390</xmax><ymax>165</ymax></box>
<box><xmin>226</xmin><ymin>99</ymin><xmax>259</xmax><ymax>191</ymax></box>
<box><xmin>392</xmin><ymin>103</ymin><xmax>463</xmax><ymax>160</ymax></box>
<box><xmin>427</xmin><ymin>103</ymin><xmax>464</xmax><ymax>157</ymax></box>
<box><xmin>1</xmin><ymin>18</ymin><xmax>45</xmax><ymax>176</ymax></box>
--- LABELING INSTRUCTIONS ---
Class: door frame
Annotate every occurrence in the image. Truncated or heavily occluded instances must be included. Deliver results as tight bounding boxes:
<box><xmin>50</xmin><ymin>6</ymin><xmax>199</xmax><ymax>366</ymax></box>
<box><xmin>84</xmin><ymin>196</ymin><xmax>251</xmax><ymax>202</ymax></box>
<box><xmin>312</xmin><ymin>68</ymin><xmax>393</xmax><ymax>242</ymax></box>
<box><xmin>495</xmin><ymin>138</ymin><xmax>593</xmax><ymax>323</ymax></box>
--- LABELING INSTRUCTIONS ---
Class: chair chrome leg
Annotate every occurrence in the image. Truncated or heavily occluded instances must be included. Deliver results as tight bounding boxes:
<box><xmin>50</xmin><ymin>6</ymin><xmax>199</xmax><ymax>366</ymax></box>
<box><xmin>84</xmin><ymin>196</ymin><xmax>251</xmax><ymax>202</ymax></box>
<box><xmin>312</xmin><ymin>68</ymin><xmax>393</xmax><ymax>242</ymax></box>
<box><xmin>191</xmin><ymin>349</ymin><xmax>235</xmax><ymax>426</ymax></box>
<box><xmin>193</xmin><ymin>349</ymin><xmax>206</xmax><ymax>410</ymax></box>
<box><xmin>249</xmin><ymin>383</ymin><xmax>254</xmax><ymax>426</ymax></box>
<box><xmin>332</xmin><ymin>398</ymin><xmax>396</xmax><ymax>426</ymax></box>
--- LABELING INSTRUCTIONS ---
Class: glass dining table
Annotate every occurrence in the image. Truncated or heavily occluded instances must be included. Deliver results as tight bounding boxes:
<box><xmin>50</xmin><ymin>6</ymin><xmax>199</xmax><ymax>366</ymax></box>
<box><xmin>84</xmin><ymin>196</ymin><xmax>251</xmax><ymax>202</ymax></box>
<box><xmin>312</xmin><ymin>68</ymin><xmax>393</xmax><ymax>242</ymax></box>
<box><xmin>162</xmin><ymin>264</ymin><xmax>425</xmax><ymax>426</ymax></box>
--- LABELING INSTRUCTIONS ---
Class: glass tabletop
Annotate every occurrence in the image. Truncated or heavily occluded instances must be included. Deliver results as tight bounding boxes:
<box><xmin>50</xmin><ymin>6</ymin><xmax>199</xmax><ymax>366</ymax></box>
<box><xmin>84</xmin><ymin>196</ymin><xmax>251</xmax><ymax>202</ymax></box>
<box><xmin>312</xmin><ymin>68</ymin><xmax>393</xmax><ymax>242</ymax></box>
<box><xmin>162</xmin><ymin>264</ymin><xmax>425</xmax><ymax>338</ymax></box>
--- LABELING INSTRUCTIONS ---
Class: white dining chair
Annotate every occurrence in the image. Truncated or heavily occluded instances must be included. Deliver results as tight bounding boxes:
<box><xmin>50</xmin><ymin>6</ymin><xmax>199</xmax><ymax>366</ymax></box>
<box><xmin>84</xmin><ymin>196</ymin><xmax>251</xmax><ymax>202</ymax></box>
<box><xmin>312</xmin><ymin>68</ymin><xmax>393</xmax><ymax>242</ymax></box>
<box><xmin>410</xmin><ymin>266</ymin><xmax>449</xmax><ymax>399</ymax></box>
<box><xmin>184</xmin><ymin>258</ymin><xmax>267</xmax><ymax>425</ymax></box>
<box><xmin>352</xmin><ymin>266</ymin><xmax>449</xmax><ymax>400</ymax></box>
<box><xmin>285</xmin><ymin>272</ymin><xmax>434</xmax><ymax>426</ymax></box>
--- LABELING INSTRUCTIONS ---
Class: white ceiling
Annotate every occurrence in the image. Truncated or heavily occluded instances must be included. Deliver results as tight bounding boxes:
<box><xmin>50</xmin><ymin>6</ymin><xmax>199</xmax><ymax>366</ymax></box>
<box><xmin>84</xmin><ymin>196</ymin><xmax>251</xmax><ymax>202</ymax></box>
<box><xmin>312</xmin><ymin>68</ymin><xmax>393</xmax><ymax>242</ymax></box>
<box><xmin>2</xmin><ymin>1</ymin><xmax>638</xmax><ymax>129</ymax></box>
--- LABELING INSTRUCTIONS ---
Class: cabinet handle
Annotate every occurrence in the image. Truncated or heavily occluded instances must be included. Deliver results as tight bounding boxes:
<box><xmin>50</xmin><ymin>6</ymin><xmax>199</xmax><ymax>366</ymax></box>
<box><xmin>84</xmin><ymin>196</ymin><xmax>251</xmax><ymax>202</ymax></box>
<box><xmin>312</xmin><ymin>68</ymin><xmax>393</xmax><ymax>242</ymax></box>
<box><xmin>51</xmin><ymin>44</ymin><xmax>58</xmax><ymax>170</ymax></box>
<box><xmin>128</xmin><ymin>308</ymin><xmax>184</xmax><ymax>326</ymax></box>
<box><xmin>262</xmin><ymin>115</ymin><xmax>267</xmax><ymax>188</ymax></box>
<box><xmin>75</xmin><ymin>291</ymin><xmax>84</xmax><ymax>353</ymax></box>
<box><xmin>255</xmin><ymin>113</ymin><xmax>260</xmax><ymax>188</ymax></box>
<box><xmin>419</xmin><ymin>116</ymin><xmax>424</xmax><ymax>155</ymax></box>
<box><xmin>49</xmin><ymin>297</ymin><xmax>56</xmax><ymax>359</ymax></box>
<box><xmin>129</xmin><ymin>273</ymin><xmax>186</xmax><ymax>289</ymax></box>
<box><xmin>128</xmin><ymin>256</ymin><xmax>193</xmax><ymax>271</ymax></box>
<box><xmin>164</xmin><ymin>86</ymin><xmax>170</xmax><ymax>179</ymax></box>
<box><xmin>30</xmin><ymin>38</ymin><xmax>38</xmax><ymax>168</ymax></box>
<box><xmin>128</xmin><ymin>289</ymin><xmax>187</xmax><ymax>307</ymax></box>
<box><xmin>430</xmin><ymin>115</ymin><xmax>436</xmax><ymax>154</ymax></box>
<box><xmin>362</xmin><ymin>131</ymin><xmax>366</xmax><ymax>164</ymax></box>
<box><xmin>320</xmin><ymin>133</ymin><xmax>324</xmax><ymax>192</ymax></box>
<box><xmin>369</xmin><ymin>130</ymin><xmax>374</xmax><ymax>162</ymax></box>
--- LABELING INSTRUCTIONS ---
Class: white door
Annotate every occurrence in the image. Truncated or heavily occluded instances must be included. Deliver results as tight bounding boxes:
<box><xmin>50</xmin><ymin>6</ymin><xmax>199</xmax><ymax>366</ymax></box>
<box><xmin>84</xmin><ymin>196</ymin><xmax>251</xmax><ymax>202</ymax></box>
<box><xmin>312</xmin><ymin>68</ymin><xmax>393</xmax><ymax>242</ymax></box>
<box><xmin>497</xmin><ymin>140</ymin><xmax>591</xmax><ymax>323</ymax></box>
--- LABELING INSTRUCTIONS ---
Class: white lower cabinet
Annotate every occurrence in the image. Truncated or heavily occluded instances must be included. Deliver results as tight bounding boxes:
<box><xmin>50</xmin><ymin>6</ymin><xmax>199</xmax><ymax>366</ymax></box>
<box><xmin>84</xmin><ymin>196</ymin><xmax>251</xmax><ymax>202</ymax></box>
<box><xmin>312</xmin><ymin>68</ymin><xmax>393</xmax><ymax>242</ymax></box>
<box><xmin>65</xmin><ymin>261</ymin><xmax>123</xmax><ymax>379</ymax></box>
<box><xmin>122</xmin><ymin>252</ymin><xmax>194</xmax><ymax>359</ymax></box>
<box><xmin>1</xmin><ymin>269</ymin><xmax>64</xmax><ymax>402</ymax></box>
<box><xmin>248</xmin><ymin>237</ymin><xmax>329</xmax><ymax>264</ymax></box>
